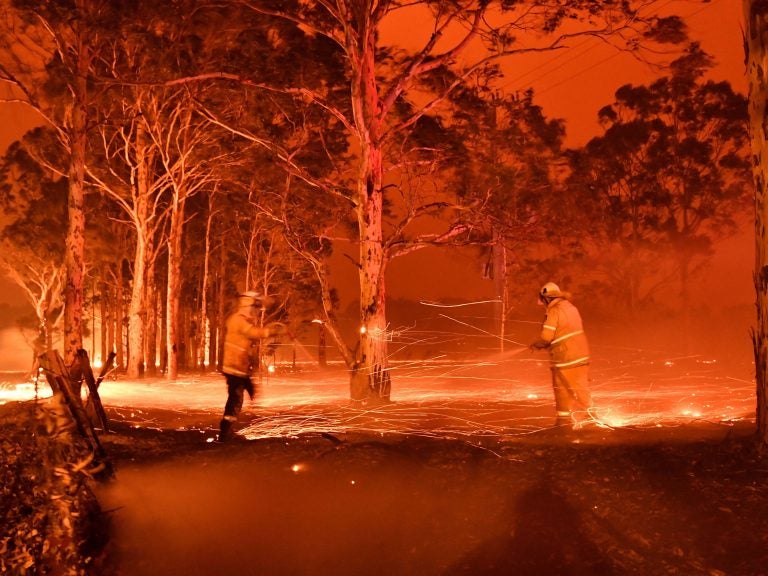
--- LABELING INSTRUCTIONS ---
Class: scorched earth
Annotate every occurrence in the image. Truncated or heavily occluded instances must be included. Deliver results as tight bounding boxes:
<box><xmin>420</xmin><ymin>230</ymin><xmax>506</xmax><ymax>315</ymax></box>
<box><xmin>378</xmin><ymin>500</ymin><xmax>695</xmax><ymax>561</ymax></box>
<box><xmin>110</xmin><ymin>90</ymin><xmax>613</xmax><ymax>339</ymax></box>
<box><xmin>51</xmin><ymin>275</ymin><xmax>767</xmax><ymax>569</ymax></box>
<box><xmin>2</xmin><ymin>345</ymin><xmax>767</xmax><ymax>576</ymax></box>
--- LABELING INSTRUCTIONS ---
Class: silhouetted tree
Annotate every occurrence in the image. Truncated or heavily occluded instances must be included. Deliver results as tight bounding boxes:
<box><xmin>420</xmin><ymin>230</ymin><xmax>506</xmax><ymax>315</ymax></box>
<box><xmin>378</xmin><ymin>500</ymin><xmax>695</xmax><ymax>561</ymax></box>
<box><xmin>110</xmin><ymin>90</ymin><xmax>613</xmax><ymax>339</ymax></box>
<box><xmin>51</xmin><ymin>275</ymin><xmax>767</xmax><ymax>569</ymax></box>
<box><xmin>568</xmin><ymin>45</ymin><xmax>750</xmax><ymax>319</ymax></box>
<box><xmin>743</xmin><ymin>0</ymin><xmax>768</xmax><ymax>446</ymax></box>
<box><xmin>0</xmin><ymin>130</ymin><xmax>69</xmax><ymax>350</ymax></box>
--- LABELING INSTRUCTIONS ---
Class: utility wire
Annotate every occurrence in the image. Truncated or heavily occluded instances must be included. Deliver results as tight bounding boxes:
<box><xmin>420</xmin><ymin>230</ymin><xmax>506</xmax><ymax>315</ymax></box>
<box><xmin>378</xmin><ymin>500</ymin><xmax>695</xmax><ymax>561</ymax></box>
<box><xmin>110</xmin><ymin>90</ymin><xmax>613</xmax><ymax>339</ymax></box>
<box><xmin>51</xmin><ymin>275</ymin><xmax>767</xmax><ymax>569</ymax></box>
<box><xmin>500</xmin><ymin>0</ymin><xmax>720</xmax><ymax>98</ymax></box>
<box><xmin>501</xmin><ymin>38</ymin><xmax>601</xmax><ymax>92</ymax></box>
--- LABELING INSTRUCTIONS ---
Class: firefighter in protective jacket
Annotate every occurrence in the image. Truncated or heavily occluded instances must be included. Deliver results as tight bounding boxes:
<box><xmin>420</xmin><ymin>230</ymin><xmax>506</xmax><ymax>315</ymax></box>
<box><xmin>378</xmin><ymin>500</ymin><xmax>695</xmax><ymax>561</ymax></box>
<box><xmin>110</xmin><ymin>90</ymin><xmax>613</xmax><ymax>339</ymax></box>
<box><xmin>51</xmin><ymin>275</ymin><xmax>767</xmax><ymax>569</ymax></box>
<box><xmin>218</xmin><ymin>291</ymin><xmax>285</xmax><ymax>441</ymax></box>
<box><xmin>529</xmin><ymin>282</ymin><xmax>593</xmax><ymax>426</ymax></box>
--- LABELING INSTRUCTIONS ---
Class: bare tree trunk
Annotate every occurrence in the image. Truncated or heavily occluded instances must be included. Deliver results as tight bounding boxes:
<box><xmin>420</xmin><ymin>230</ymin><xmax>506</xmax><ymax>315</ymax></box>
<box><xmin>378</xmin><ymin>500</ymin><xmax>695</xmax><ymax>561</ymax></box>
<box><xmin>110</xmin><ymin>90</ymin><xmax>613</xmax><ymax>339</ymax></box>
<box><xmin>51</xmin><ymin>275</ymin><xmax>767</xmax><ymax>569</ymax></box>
<box><xmin>181</xmin><ymin>306</ymin><xmax>190</xmax><ymax>371</ymax></box>
<box><xmin>160</xmin><ymin>274</ymin><xmax>168</xmax><ymax>374</ymax></box>
<box><xmin>745</xmin><ymin>0</ymin><xmax>768</xmax><ymax>446</ymax></box>
<box><xmin>106</xmin><ymin>280</ymin><xmax>114</xmax><ymax>362</ymax></box>
<box><xmin>680</xmin><ymin>253</ymin><xmax>692</xmax><ymax>355</ymax></box>
<box><xmin>493</xmin><ymin>229</ymin><xmax>508</xmax><ymax>354</ymax></box>
<box><xmin>145</xmin><ymin>259</ymin><xmax>158</xmax><ymax>376</ymax></box>
<box><xmin>115</xmin><ymin>260</ymin><xmax>125</xmax><ymax>370</ymax></box>
<box><xmin>166</xmin><ymin>194</ymin><xmax>186</xmax><ymax>380</ymax></box>
<box><xmin>63</xmin><ymin>31</ymin><xmax>90</xmax><ymax>368</ymax></box>
<box><xmin>199</xmin><ymin>198</ymin><xmax>215</xmax><ymax>370</ymax></box>
<box><xmin>99</xmin><ymin>277</ymin><xmax>108</xmax><ymax>364</ymax></box>
<box><xmin>126</xmin><ymin>231</ymin><xmax>146</xmax><ymax>378</ymax></box>
<box><xmin>349</xmin><ymin>22</ymin><xmax>390</xmax><ymax>403</ymax></box>
<box><xmin>126</xmin><ymin>129</ymin><xmax>153</xmax><ymax>378</ymax></box>
<box><xmin>215</xmin><ymin>249</ymin><xmax>226</xmax><ymax>372</ymax></box>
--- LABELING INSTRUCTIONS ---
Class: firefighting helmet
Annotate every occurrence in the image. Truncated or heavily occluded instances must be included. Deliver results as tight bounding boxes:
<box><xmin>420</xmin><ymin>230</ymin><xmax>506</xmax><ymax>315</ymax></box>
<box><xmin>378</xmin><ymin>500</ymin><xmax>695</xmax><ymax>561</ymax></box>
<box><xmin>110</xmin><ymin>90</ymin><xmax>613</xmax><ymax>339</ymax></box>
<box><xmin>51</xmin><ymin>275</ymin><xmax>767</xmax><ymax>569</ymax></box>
<box><xmin>238</xmin><ymin>291</ymin><xmax>264</xmax><ymax>308</ymax></box>
<box><xmin>538</xmin><ymin>282</ymin><xmax>563</xmax><ymax>302</ymax></box>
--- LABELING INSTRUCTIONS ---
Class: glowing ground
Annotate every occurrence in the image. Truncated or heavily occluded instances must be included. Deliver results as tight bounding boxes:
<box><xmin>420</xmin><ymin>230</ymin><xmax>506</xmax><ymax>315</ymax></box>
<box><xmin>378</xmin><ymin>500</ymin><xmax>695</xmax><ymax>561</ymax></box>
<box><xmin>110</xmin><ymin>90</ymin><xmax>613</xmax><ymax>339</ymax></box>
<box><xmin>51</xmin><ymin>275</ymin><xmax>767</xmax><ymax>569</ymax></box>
<box><xmin>2</xmin><ymin>347</ymin><xmax>755</xmax><ymax>441</ymax></box>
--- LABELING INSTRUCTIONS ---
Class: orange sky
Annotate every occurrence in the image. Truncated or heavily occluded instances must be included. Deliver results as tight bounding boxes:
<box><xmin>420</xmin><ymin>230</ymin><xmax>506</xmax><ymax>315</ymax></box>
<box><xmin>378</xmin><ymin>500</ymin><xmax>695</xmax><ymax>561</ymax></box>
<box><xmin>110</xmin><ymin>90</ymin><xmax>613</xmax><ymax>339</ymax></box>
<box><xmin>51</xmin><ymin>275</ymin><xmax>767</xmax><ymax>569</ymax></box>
<box><xmin>525</xmin><ymin>0</ymin><xmax>745</xmax><ymax>147</ymax></box>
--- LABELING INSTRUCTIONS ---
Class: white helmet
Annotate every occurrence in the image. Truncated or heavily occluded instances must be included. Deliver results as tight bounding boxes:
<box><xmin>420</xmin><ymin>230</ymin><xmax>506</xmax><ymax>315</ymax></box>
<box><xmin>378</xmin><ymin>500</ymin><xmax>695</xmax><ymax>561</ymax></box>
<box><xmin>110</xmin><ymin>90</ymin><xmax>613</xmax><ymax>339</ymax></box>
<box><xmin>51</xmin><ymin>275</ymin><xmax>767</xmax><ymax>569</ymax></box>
<box><xmin>539</xmin><ymin>282</ymin><xmax>563</xmax><ymax>300</ymax></box>
<box><xmin>238</xmin><ymin>291</ymin><xmax>264</xmax><ymax>308</ymax></box>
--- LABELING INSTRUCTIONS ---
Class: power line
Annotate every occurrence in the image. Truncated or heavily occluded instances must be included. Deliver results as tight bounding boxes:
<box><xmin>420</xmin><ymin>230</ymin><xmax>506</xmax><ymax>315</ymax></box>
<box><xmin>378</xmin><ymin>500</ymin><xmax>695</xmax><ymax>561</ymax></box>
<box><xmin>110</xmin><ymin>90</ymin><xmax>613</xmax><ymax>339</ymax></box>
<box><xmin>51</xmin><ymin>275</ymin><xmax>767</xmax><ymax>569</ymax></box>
<box><xmin>500</xmin><ymin>0</ymin><xmax>721</xmax><ymax>98</ymax></box>
<box><xmin>535</xmin><ymin>50</ymin><xmax>623</xmax><ymax>96</ymax></box>
<box><xmin>501</xmin><ymin>38</ymin><xmax>601</xmax><ymax>92</ymax></box>
<box><xmin>500</xmin><ymin>37</ymin><xmax>594</xmax><ymax>89</ymax></box>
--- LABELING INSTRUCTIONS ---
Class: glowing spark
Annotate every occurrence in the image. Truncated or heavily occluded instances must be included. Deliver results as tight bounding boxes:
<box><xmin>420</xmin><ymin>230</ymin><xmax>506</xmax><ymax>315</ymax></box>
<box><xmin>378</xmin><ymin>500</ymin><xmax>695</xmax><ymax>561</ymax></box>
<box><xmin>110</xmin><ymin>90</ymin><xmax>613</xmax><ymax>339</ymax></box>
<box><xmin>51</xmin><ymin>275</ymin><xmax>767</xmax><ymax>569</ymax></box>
<box><xmin>291</xmin><ymin>464</ymin><xmax>303</xmax><ymax>473</ymax></box>
<box><xmin>419</xmin><ymin>299</ymin><xmax>501</xmax><ymax>308</ymax></box>
<box><xmin>0</xmin><ymin>380</ymin><xmax>52</xmax><ymax>404</ymax></box>
<box><xmin>0</xmin><ymin>340</ymin><xmax>754</xmax><ymax>441</ymax></box>
<box><xmin>436</xmin><ymin>313</ymin><xmax>527</xmax><ymax>347</ymax></box>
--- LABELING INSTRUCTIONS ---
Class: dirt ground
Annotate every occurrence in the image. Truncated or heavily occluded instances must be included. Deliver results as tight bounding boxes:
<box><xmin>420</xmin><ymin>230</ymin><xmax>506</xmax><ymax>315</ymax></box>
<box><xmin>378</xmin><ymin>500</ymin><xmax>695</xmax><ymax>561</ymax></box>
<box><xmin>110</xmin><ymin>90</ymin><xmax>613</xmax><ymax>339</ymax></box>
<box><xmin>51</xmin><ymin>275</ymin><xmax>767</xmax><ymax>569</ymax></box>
<box><xmin>89</xmin><ymin>408</ymin><xmax>768</xmax><ymax>576</ymax></box>
<box><xmin>3</xmin><ymin>349</ymin><xmax>767</xmax><ymax>576</ymax></box>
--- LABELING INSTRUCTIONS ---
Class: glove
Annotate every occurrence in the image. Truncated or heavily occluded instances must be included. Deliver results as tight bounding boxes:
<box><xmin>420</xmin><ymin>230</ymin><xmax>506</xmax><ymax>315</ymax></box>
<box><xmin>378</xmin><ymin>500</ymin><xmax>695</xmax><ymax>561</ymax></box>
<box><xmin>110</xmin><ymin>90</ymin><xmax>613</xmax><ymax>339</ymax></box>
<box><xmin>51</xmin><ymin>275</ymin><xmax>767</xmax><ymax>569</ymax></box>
<box><xmin>267</xmin><ymin>322</ymin><xmax>288</xmax><ymax>337</ymax></box>
<box><xmin>529</xmin><ymin>340</ymin><xmax>548</xmax><ymax>350</ymax></box>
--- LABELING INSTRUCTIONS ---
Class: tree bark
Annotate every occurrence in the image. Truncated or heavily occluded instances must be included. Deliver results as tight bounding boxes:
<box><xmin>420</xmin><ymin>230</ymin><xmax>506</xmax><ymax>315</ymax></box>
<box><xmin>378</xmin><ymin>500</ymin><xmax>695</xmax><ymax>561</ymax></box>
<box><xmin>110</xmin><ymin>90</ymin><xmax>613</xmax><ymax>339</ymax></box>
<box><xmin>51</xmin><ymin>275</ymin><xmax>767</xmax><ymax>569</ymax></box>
<box><xmin>63</xmin><ymin>28</ymin><xmax>90</xmax><ymax>369</ymax></box>
<box><xmin>199</xmin><ymin>197</ymin><xmax>215</xmax><ymax>370</ymax></box>
<box><xmin>215</xmin><ymin>249</ymin><xmax>226</xmax><ymax>372</ymax></box>
<box><xmin>126</xmin><ymin>126</ymin><xmax>154</xmax><ymax>378</ymax></box>
<box><xmin>350</xmin><ymin>17</ymin><xmax>390</xmax><ymax>403</ymax></box>
<box><xmin>99</xmin><ymin>277</ymin><xmax>108</xmax><ymax>365</ymax></box>
<box><xmin>115</xmin><ymin>261</ymin><xmax>124</xmax><ymax>369</ymax></box>
<box><xmin>166</xmin><ymin>193</ymin><xmax>186</xmax><ymax>380</ymax></box>
<box><xmin>145</xmin><ymin>257</ymin><xmax>158</xmax><ymax>377</ymax></box>
<box><xmin>745</xmin><ymin>0</ymin><xmax>768</xmax><ymax>446</ymax></box>
<box><xmin>126</xmin><ymin>211</ymin><xmax>147</xmax><ymax>378</ymax></box>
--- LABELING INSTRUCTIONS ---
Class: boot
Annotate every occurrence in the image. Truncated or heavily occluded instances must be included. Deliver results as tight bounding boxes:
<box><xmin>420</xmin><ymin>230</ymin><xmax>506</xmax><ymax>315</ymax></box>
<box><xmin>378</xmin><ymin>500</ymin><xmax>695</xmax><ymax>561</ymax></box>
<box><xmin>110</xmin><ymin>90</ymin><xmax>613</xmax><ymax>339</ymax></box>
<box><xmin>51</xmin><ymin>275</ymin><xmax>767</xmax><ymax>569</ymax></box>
<box><xmin>218</xmin><ymin>418</ymin><xmax>234</xmax><ymax>442</ymax></box>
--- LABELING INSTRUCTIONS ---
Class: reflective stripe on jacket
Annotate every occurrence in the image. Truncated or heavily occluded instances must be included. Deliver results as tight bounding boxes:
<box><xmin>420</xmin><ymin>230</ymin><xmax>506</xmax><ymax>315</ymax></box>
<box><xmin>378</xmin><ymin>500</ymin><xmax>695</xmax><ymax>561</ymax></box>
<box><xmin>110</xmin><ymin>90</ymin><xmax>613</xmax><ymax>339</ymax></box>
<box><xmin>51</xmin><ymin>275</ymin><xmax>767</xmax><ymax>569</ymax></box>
<box><xmin>221</xmin><ymin>309</ymin><xmax>272</xmax><ymax>377</ymax></box>
<box><xmin>539</xmin><ymin>298</ymin><xmax>590</xmax><ymax>369</ymax></box>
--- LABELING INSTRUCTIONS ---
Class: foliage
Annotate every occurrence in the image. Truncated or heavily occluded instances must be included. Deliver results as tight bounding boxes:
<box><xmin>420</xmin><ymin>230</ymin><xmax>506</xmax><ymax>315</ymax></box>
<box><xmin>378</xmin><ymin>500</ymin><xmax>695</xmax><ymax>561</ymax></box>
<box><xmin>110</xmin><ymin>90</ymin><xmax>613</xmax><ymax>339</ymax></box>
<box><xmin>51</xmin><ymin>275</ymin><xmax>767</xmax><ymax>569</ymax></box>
<box><xmin>0</xmin><ymin>400</ymin><xmax>106</xmax><ymax>575</ymax></box>
<box><xmin>566</xmin><ymin>44</ymin><xmax>751</xmax><ymax>311</ymax></box>
<box><xmin>441</xmin><ymin>79</ymin><xmax>568</xmax><ymax>296</ymax></box>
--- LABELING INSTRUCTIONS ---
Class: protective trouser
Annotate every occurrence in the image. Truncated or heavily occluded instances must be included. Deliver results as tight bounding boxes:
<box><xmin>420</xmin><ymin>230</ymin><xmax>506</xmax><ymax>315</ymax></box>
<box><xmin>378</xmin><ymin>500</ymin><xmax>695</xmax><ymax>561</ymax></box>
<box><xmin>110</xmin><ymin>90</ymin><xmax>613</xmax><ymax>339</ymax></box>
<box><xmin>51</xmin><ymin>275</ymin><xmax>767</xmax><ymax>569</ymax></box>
<box><xmin>219</xmin><ymin>373</ymin><xmax>255</xmax><ymax>440</ymax></box>
<box><xmin>551</xmin><ymin>364</ymin><xmax>592</xmax><ymax>423</ymax></box>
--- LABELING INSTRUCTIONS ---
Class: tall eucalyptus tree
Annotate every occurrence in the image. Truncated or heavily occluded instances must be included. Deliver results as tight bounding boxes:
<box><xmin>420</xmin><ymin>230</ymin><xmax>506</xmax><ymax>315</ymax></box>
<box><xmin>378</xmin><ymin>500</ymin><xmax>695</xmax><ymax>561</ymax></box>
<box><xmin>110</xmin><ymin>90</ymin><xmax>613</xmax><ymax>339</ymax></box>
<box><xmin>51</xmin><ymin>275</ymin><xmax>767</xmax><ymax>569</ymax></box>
<box><xmin>744</xmin><ymin>0</ymin><xmax>768</xmax><ymax>445</ymax></box>
<box><xmin>0</xmin><ymin>0</ymin><xmax>121</xmax><ymax>365</ymax></box>
<box><xmin>231</xmin><ymin>0</ymin><xmax>685</xmax><ymax>402</ymax></box>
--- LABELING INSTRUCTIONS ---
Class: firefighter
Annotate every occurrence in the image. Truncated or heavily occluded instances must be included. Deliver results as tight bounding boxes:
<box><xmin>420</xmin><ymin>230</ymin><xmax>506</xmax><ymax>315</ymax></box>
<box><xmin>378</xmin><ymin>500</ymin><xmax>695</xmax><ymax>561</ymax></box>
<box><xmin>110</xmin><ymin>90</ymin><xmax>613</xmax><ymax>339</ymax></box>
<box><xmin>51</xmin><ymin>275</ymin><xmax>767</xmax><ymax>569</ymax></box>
<box><xmin>529</xmin><ymin>282</ymin><xmax>594</xmax><ymax>427</ymax></box>
<box><xmin>218</xmin><ymin>291</ymin><xmax>286</xmax><ymax>442</ymax></box>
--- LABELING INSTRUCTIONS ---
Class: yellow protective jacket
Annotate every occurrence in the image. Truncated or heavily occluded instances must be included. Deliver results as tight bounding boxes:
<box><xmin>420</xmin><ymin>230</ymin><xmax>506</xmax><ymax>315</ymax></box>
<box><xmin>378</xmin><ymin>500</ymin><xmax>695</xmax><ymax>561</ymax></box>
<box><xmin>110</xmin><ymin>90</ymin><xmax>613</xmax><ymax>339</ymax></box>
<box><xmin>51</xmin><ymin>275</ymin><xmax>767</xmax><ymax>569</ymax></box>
<box><xmin>221</xmin><ymin>308</ymin><xmax>273</xmax><ymax>377</ymax></box>
<box><xmin>538</xmin><ymin>297</ymin><xmax>590</xmax><ymax>369</ymax></box>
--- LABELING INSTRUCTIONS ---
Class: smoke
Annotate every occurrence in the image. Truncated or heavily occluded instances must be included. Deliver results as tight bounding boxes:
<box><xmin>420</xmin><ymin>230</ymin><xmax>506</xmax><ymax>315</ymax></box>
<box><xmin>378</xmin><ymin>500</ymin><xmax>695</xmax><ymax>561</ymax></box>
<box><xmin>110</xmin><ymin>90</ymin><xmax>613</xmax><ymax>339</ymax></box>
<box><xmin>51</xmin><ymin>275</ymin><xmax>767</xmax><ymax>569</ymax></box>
<box><xmin>0</xmin><ymin>327</ymin><xmax>34</xmax><ymax>372</ymax></box>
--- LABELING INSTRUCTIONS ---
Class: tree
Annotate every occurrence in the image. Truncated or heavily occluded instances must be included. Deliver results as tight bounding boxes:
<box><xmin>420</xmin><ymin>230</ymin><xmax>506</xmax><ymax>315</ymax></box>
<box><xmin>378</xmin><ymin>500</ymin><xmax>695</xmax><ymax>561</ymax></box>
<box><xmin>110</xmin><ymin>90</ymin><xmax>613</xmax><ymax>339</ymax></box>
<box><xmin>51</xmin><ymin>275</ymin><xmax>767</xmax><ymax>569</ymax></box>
<box><xmin>446</xmin><ymin>84</ymin><xmax>566</xmax><ymax>349</ymax></box>
<box><xmin>0</xmin><ymin>0</ymin><xmax>123</xmax><ymax>366</ymax></box>
<box><xmin>568</xmin><ymin>44</ymin><xmax>750</xmax><ymax>318</ymax></box>
<box><xmin>85</xmin><ymin>1</ymin><xmax>241</xmax><ymax>377</ymax></box>
<box><xmin>744</xmin><ymin>0</ymin><xmax>768</xmax><ymax>446</ymax></box>
<box><xmin>231</xmin><ymin>0</ymin><xmax>685</xmax><ymax>403</ymax></box>
<box><xmin>0</xmin><ymin>132</ymin><xmax>69</xmax><ymax>359</ymax></box>
<box><xmin>87</xmin><ymin>104</ymin><xmax>166</xmax><ymax>377</ymax></box>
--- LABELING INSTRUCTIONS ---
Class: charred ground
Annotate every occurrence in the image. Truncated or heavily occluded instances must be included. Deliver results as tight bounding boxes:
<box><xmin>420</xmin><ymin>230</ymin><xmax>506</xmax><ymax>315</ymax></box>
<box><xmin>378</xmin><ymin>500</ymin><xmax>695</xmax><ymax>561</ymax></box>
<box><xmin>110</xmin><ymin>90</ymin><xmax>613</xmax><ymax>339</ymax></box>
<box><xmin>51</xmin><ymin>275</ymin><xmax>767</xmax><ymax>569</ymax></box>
<box><xmin>4</xmin><ymin>398</ymin><xmax>767</xmax><ymax>576</ymax></box>
<box><xmin>98</xmin><ymin>415</ymin><xmax>768</xmax><ymax>576</ymax></box>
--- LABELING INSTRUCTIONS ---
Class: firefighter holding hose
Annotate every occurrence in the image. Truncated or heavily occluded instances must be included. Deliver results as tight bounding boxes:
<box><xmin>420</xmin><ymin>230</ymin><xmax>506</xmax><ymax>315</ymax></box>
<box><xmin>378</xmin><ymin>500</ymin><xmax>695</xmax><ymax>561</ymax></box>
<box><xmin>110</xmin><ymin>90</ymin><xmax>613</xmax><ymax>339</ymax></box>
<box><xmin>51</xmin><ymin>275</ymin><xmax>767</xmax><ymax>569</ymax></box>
<box><xmin>529</xmin><ymin>282</ymin><xmax>594</xmax><ymax>427</ymax></box>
